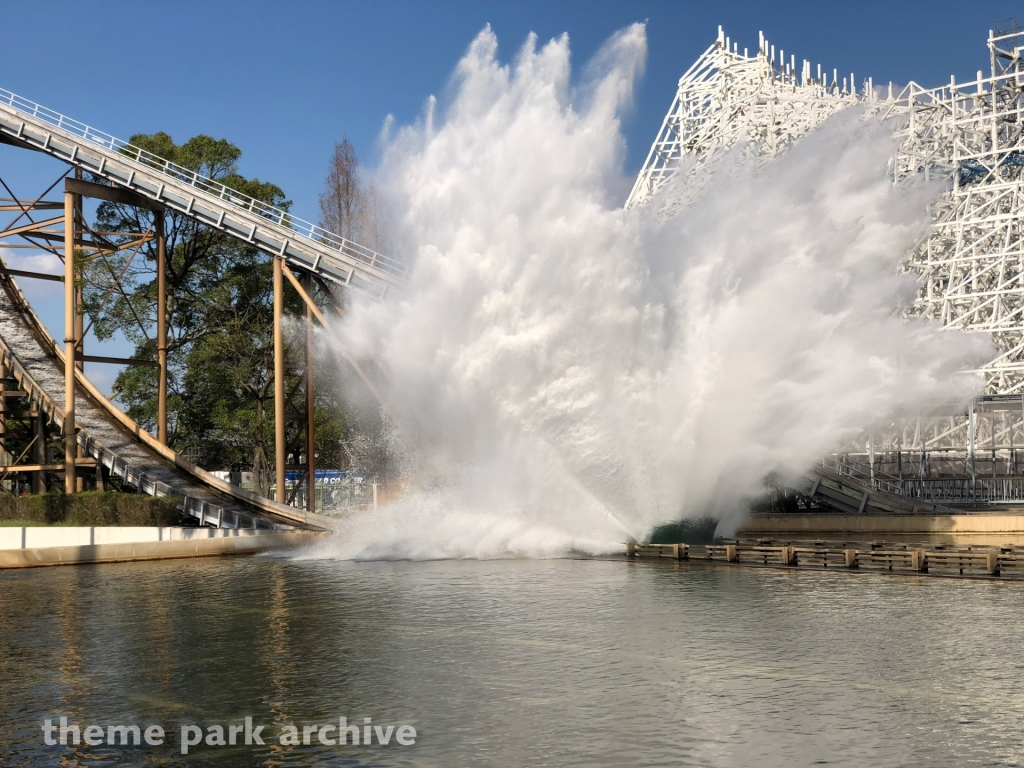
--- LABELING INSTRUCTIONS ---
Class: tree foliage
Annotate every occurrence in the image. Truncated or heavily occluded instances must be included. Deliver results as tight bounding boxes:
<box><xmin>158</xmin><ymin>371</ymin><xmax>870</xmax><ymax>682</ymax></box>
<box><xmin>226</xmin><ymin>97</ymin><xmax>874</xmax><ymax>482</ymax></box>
<box><xmin>318</xmin><ymin>138</ymin><xmax>391</xmax><ymax>254</ymax></box>
<box><xmin>76</xmin><ymin>132</ymin><xmax>391</xmax><ymax>481</ymax></box>
<box><xmin>319</xmin><ymin>138</ymin><xmax>362</xmax><ymax>243</ymax></box>
<box><xmin>84</xmin><ymin>132</ymin><xmax>348</xmax><ymax>471</ymax></box>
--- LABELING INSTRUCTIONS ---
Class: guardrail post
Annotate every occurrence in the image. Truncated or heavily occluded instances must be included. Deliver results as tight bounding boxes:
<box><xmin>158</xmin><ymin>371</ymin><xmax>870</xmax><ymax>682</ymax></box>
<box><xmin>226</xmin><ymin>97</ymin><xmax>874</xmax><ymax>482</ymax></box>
<box><xmin>673</xmin><ymin>543</ymin><xmax>689</xmax><ymax>560</ymax></box>
<box><xmin>987</xmin><ymin>552</ymin><xmax>1000</xmax><ymax>576</ymax></box>
<box><xmin>625</xmin><ymin>542</ymin><xmax>636</xmax><ymax>557</ymax></box>
<box><xmin>911</xmin><ymin>550</ymin><xmax>927</xmax><ymax>572</ymax></box>
<box><xmin>63</xmin><ymin>189</ymin><xmax>76</xmax><ymax>494</ymax></box>
<box><xmin>844</xmin><ymin>549</ymin><xmax>859</xmax><ymax>568</ymax></box>
<box><xmin>725</xmin><ymin>544</ymin><xmax>738</xmax><ymax>562</ymax></box>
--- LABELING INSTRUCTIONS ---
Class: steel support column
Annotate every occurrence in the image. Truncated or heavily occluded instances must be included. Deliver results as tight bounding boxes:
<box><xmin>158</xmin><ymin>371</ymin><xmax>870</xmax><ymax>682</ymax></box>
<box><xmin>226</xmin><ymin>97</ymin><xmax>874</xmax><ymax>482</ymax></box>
<box><xmin>73</xmin><ymin>184</ymin><xmax>86</xmax><ymax>491</ymax></box>
<box><xmin>31</xmin><ymin>408</ymin><xmax>45</xmax><ymax>494</ymax></box>
<box><xmin>73</xmin><ymin>175</ymin><xmax>84</xmax><ymax>373</ymax></box>
<box><xmin>304</xmin><ymin>271</ymin><xmax>315</xmax><ymax>514</ymax></box>
<box><xmin>156</xmin><ymin>211</ymin><xmax>167</xmax><ymax>444</ymax></box>
<box><xmin>273</xmin><ymin>255</ymin><xmax>285</xmax><ymax>503</ymax></box>
<box><xmin>968</xmin><ymin>401</ymin><xmax>977</xmax><ymax>501</ymax></box>
<box><xmin>281</xmin><ymin>266</ymin><xmax>391</xmax><ymax>417</ymax></box>
<box><xmin>0</xmin><ymin>359</ymin><xmax>6</xmax><ymax>482</ymax></box>
<box><xmin>75</xmin><ymin>242</ymin><xmax>84</xmax><ymax>492</ymax></box>
<box><xmin>63</xmin><ymin>189</ymin><xmax>76</xmax><ymax>494</ymax></box>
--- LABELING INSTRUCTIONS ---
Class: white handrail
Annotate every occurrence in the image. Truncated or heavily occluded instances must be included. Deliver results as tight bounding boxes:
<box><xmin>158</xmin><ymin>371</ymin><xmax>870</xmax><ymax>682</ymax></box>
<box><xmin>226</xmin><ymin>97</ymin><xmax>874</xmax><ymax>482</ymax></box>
<box><xmin>0</xmin><ymin>86</ymin><xmax>408</xmax><ymax>280</ymax></box>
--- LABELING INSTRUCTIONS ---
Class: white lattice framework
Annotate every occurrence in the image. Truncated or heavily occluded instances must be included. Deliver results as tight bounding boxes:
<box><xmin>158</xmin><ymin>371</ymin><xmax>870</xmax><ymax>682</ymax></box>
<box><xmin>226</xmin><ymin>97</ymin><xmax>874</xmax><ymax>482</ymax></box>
<box><xmin>888</xmin><ymin>22</ymin><xmax>1024</xmax><ymax>394</ymax></box>
<box><xmin>625</xmin><ymin>26</ymin><xmax>864</xmax><ymax>212</ymax></box>
<box><xmin>631</xmin><ymin>22</ymin><xmax>1024</xmax><ymax>400</ymax></box>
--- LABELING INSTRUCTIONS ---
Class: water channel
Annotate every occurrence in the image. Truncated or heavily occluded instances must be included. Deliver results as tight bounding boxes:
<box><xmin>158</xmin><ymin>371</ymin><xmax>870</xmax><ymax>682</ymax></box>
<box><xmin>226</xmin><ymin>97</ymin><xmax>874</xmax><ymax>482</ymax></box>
<box><xmin>2</xmin><ymin>554</ymin><xmax>1022</xmax><ymax>766</ymax></box>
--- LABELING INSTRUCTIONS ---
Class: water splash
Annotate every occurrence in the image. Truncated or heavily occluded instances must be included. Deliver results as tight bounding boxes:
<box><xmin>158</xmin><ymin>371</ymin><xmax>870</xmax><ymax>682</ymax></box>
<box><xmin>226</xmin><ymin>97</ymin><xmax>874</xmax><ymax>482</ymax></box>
<box><xmin>313</xmin><ymin>24</ymin><xmax>991</xmax><ymax>560</ymax></box>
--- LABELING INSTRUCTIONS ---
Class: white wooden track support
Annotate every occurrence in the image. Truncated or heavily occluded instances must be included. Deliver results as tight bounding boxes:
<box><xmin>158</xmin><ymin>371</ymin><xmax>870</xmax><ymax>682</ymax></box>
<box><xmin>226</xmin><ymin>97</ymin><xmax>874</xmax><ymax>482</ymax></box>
<box><xmin>885</xmin><ymin>21</ymin><xmax>1024</xmax><ymax>394</ymax></box>
<box><xmin>631</xmin><ymin>22</ymin><xmax>1024</xmax><ymax>395</ymax></box>
<box><xmin>625</xmin><ymin>25</ymin><xmax>864</xmax><ymax>214</ymax></box>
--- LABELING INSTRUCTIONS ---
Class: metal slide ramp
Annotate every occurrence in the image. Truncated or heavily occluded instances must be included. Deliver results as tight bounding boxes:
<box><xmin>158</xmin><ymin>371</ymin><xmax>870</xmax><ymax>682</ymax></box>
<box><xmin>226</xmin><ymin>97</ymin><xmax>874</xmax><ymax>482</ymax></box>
<box><xmin>0</xmin><ymin>88</ymin><xmax>407</xmax><ymax>298</ymax></box>
<box><xmin>0</xmin><ymin>262</ymin><xmax>331</xmax><ymax>531</ymax></box>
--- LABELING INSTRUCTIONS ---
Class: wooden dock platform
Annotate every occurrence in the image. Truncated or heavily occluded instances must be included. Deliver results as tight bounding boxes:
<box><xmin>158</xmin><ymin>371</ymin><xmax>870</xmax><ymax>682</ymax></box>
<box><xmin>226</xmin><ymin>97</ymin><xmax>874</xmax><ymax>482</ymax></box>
<box><xmin>625</xmin><ymin>541</ymin><xmax>1020</xmax><ymax>578</ymax></box>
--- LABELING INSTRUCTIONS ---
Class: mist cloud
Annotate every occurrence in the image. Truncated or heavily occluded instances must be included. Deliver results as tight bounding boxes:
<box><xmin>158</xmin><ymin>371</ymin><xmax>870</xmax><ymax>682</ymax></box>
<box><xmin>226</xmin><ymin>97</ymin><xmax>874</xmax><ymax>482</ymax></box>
<box><xmin>315</xmin><ymin>24</ymin><xmax>990</xmax><ymax>559</ymax></box>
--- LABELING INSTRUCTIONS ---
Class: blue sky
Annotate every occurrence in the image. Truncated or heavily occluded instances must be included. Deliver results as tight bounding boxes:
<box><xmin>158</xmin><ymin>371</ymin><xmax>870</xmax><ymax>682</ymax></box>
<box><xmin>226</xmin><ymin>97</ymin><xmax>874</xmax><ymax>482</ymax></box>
<box><xmin>0</xmin><ymin>0</ymin><xmax>1019</xmax><ymax>393</ymax></box>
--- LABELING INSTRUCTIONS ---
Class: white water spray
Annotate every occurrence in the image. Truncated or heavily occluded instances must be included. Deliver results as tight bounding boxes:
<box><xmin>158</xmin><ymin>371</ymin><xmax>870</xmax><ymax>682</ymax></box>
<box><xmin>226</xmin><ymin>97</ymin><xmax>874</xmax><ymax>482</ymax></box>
<box><xmin>311</xmin><ymin>24</ymin><xmax>991</xmax><ymax>560</ymax></box>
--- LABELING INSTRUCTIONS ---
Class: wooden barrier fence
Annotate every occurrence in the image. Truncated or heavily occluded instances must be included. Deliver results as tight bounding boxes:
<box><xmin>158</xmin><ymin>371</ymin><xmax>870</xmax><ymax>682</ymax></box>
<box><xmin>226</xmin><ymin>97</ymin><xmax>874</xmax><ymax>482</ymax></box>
<box><xmin>626</xmin><ymin>541</ymin><xmax>1018</xmax><ymax>577</ymax></box>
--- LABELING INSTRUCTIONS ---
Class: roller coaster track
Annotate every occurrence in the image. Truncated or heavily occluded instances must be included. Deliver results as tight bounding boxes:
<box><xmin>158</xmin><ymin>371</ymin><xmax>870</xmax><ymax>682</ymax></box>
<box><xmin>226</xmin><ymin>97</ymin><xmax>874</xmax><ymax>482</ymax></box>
<box><xmin>0</xmin><ymin>87</ymin><xmax>402</xmax><ymax>530</ymax></box>
<box><xmin>0</xmin><ymin>88</ymin><xmax>407</xmax><ymax>297</ymax></box>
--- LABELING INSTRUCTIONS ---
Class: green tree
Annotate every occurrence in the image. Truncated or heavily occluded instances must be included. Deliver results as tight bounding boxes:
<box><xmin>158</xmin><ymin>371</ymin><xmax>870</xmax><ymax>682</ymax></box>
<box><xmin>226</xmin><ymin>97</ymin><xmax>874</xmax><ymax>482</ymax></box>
<box><xmin>82</xmin><ymin>132</ymin><xmax>371</xmax><ymax>484</ymax></box>
<box><xmin>84</xmin><ymin>132</ymin><xmax>344</xmax><ymax>471</ymax></box>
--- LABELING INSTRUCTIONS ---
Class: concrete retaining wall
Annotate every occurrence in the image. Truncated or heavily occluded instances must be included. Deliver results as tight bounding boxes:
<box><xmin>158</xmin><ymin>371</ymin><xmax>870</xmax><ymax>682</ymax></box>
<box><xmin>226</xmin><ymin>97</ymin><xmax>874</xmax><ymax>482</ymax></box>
<box><xmin>737</xmin><ymin>513</ymin><xmax>1024</xmax><ymax>545</ymax></box>
<box><xmin>0</xmin><ymin>526</ymin><xmax>326</xmax><ymax>569</ymax></box>
<box><xmin>739</xmin><ymin>513</ymin><xmax>1024</xmax><ymax>536</ymax></box>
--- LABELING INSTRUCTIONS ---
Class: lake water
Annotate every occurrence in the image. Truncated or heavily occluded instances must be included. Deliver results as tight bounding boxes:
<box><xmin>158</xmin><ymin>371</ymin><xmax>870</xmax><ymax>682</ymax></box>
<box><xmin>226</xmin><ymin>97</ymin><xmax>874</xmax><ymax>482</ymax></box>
<box><xmin>2</xmin><ymin>554</ymin><xmax>1023</xmax><ymax>767</ymax></box>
